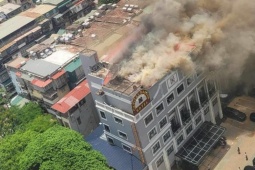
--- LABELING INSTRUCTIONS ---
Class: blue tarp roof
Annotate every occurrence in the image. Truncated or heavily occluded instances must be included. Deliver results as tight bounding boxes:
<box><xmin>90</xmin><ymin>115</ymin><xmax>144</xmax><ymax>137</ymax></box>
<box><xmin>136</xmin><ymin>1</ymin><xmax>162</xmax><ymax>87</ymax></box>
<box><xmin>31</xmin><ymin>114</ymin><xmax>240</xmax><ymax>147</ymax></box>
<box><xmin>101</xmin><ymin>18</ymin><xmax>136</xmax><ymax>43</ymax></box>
<box><xmin>85</xmin><ymin>125</ymin><xmax>146</xmax><ymax>170</ymax></box>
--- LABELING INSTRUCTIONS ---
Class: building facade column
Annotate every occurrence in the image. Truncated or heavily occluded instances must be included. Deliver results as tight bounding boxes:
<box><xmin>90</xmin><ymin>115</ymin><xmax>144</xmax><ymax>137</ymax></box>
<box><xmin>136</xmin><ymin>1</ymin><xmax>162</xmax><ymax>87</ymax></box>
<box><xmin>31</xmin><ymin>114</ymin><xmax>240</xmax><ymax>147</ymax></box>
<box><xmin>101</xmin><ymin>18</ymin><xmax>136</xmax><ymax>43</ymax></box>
<box><xmin>217</xmin><ymin>92</ymin><xmax>224</xmax><ymax>119</ymax></box>
<box><xmin>209</xmin><ymin>100</ymin><xmax>216</xmax><ymax>124</ymax></box>
<box><xmin>163</xmin><ymin>150</ymin><xmax>171</xmax><ymax>170</ymax></box>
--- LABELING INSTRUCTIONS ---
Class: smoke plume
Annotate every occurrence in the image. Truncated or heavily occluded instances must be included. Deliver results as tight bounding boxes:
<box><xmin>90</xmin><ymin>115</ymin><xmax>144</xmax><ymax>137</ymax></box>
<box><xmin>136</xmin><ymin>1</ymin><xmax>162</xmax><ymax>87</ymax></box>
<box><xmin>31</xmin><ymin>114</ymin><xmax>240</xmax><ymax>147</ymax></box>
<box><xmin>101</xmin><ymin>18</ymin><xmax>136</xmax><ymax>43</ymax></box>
<box><xmin>112</xmin><ymin>0</ymin><xmax>255</xmax><ymax>90</ymax></box>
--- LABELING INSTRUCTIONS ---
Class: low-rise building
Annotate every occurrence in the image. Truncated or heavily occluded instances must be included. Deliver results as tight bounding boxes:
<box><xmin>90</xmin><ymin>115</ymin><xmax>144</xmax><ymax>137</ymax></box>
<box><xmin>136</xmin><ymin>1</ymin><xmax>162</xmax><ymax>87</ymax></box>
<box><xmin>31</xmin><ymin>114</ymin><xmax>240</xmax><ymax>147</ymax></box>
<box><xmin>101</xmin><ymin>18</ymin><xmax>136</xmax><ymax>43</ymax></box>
<box><xmin>0</xmin><ymin>3</ymin><xmax>22</xmax><ymax>22</ymax></box>
<box><xmin>51</xmin><ymin>80</ymin><xmax>99</xmax><ymax>136</ymax></box>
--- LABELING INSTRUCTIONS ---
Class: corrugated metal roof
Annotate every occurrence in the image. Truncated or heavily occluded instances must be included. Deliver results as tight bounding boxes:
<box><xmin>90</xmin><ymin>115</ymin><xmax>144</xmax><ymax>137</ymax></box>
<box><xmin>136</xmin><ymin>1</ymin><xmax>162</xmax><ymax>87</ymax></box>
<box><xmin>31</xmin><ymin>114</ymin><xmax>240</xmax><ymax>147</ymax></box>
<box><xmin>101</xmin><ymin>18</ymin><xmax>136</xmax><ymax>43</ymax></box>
<box><xmin>31</xmin><ymin>78</ymin><xmax>52</xmax><ymax>88</ymax></box>
<box><xmin>51</xmin><ymin>80</ymin><xmax>90</xmax><ymax>113</ymax></box>
<box><xmin>0</xmin><ymin>15</ymin><xmax>34</xmax><ymax>40</ymax></box>
<box><xmin>86</xmin><ymin>125</ymin><xmax>146</xmax><ymax>170</ymax></box>
<box><xmin>21</xmin><ymin>59</ymin><xmax>59</xmax><ymax>78</ymax></box>
<box><xmin>0</xmin><ymin>3</ymin><xmax>21</xmax><ymax>15</ymax></box>
<box><xmin>64</xmin><ymin>58</ymin><xmax>81</xmax><ymax>72</ymax></box>
<box><xmin>52</xmin><ymin>69</ymin><xmax>65</xmax><ymax>79</ymax></box>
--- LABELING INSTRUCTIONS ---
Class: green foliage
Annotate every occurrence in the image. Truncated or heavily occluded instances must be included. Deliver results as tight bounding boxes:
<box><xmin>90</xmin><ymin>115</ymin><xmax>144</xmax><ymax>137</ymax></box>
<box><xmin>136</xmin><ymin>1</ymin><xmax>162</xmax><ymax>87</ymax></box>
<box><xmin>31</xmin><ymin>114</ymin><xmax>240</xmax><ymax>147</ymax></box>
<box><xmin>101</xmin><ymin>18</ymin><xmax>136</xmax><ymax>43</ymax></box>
<box><xmin>98</xmin><ymin>0</ymin><xmax>119</xmax><ymax>5</ymax></box>
<box><xmin>0</xmin><ymin>102</ymin><xmax>47</xmax><ymax>137</ymax></box>
<box><xmin>19</xmin><ymin>125</ymin><xmax>111</xmax><ymax>170</ymax></box>
<box><xmin>24</xmin><ymin>115</ymin><xmax>57</xmax><ymax>133</ymax></box>
<box><xmin>0</xmin><ymin>130</ymin><xmax>38</xmax><ymax>170</ymax></box>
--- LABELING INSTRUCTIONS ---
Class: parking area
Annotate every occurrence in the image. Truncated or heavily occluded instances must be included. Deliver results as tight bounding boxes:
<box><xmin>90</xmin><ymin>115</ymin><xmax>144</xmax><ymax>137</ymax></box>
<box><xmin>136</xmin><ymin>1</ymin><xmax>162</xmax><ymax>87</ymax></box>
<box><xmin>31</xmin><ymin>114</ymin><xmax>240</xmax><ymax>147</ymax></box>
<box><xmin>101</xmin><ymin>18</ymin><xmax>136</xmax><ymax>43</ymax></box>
<box><xmin>212</xmin><ymin>96</ymin><xmax>255</xmax><ymax>170</ymax></box>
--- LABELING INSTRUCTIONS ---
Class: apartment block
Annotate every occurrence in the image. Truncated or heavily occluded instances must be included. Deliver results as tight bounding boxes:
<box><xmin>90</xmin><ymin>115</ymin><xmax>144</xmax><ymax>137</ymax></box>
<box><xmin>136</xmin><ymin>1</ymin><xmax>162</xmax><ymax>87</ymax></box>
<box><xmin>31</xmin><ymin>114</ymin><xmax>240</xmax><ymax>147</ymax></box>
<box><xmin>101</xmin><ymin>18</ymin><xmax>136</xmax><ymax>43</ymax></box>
<box><xmin>51</xmin><ymin>79</ymin><xmax>99</xmax><ymax>136</ymax></box>
<box><xmin>5</xmin><ymin>43</ymin><xmax>85</xmax><ymax>109</ymax></box>
<box><xmin>80</xmin><ymin>51</ymin><xmax>225</xmax><ymax>170</ymax></box>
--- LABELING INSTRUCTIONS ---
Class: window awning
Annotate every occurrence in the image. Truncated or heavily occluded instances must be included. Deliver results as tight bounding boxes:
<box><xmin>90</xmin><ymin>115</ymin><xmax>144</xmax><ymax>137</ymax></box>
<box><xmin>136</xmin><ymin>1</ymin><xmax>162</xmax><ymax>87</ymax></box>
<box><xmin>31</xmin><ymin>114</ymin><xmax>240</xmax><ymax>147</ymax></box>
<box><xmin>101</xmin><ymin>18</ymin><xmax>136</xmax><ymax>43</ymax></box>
<box><xmin>176</xmin><ymin>121</ymin><xmax>225</xmax><ymax>166</ymax></box>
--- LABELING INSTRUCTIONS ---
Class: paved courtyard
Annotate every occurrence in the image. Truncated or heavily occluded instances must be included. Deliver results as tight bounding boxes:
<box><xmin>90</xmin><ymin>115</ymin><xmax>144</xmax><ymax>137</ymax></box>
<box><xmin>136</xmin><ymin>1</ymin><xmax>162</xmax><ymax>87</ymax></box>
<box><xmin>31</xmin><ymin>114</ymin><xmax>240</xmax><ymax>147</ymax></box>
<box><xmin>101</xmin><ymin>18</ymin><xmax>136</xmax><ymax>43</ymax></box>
<box><xmin>214</xmin><ymin>96</ymin><xmax>255</xmax><ymax>170</ymax></box>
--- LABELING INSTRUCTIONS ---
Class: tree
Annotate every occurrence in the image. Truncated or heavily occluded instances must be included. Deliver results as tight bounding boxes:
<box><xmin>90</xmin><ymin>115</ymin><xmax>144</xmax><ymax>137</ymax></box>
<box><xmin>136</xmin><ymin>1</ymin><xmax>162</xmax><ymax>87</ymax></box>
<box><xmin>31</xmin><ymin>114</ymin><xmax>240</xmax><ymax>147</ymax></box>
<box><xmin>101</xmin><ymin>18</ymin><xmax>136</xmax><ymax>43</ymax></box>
<box><xmin>0</xmin><ymin>130</ymin><xmax>38</xmax><ymax>170</ymax></box>
<box><xmin>0</xmin><ymin>102</ymin><xmax>48</xmax><ymax>137</ymax></box>
<box><xmin>19</xmin><ymin>125</ymin><xmax>111</xmax><ymax>170</ymax></box>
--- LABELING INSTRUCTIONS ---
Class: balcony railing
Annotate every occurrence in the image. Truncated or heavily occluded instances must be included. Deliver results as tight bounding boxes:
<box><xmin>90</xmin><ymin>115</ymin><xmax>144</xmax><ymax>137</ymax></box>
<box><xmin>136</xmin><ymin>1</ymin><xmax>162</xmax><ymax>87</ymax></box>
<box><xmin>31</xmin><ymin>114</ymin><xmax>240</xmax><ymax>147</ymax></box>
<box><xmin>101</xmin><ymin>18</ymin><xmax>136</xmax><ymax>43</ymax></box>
<box><xmin>208</xmin><ymin>88</ymin><xmax>216</xmax><ymax>98</ymax></box>
<box><xmin>171</xmin><ymin>122</ymin><xmax>181</xmax><ymax>135</ymax></box>
<box><xmin>199</xmin><ymin>93</ymin><xmax>209</xmax><ymax>106</ymax></box>
<box><xmin>42</xmin><ymin>89</ymin><xmax>58</xmax><ymax>101</ymax></box>
<box><xmin>180</xmin><ymin>108</ymin><xmax>191</xmax><ymax>124</ymax></box>
<box><xmin>190</xmin><ymin>100</ymin><xmax>200</xmax><ymax>115</ymax></box>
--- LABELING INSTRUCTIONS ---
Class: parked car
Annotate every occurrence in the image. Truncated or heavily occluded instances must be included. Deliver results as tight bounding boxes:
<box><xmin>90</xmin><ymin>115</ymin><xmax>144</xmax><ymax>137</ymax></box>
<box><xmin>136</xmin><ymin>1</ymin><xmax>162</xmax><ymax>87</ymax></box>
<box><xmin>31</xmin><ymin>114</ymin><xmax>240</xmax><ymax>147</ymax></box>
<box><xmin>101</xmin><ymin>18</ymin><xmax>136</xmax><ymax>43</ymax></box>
<box><xmin>223</xmin><ymin>107</ymin><xmax>246</xmax><ymax>122</ymax></box>
<box><xmin>250</xmin><ymin>112</ymin><xmax>255</xmax><ymax>122</ymax></box>
<box><xmin>244</xmin><ymin>165</ymin><xmax>255</xmax><ymax>170</ymax></box>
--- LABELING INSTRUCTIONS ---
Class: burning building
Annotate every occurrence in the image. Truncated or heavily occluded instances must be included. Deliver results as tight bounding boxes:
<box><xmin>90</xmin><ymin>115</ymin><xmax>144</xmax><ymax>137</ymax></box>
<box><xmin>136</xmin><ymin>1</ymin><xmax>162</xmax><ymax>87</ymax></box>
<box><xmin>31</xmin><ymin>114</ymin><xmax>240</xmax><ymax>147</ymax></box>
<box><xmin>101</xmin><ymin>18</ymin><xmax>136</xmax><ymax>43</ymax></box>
<box><xmin>82</xmin><ymin>0</ymin><xmax>255</xmax><ymax>169</ymax></box>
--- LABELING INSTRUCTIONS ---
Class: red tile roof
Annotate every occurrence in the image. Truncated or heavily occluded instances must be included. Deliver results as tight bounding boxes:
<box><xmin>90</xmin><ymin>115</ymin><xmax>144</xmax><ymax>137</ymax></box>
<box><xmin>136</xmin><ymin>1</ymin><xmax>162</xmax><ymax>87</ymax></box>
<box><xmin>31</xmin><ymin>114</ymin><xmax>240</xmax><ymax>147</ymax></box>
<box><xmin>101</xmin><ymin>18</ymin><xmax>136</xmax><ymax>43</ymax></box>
<box><xmin>31</xmin><ymin>78</ymin><xmax>52</xmax><ymax>88</ymax></box>
<box><xmin>52</xmin><ymin>70</ymin><xmax>65</xmax><ymax>79</ymax></box>
<box><xmin>51</xmin><ymin>80</ymin><xmax>90</xmax><ymax>114</ymax></box>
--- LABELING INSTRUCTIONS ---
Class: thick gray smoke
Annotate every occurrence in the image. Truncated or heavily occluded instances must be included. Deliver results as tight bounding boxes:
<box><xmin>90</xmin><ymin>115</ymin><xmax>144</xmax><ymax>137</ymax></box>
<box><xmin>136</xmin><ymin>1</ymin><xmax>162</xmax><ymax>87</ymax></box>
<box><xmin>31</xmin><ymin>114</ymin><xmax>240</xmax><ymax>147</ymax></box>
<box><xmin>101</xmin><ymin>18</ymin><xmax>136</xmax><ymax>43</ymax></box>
<box><xmin>113</xmin><ymin>0</ymin><xmax>255</xmax><ymax>90</ymax></box>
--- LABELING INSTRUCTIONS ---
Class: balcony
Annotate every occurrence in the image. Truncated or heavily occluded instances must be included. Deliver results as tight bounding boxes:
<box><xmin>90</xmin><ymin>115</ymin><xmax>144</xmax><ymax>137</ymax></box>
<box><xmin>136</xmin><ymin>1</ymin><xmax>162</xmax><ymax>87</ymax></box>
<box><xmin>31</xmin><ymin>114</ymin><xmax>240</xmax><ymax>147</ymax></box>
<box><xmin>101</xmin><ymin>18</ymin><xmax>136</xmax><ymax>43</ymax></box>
<box><xmin>190</xmin><ymin>100</ymin><xmax>200</xmax><ymax>115</ymax></box>
<box><xmin>199</xmin><ymin>93</ymin><xmax>208</xmax><ymax>106</ymax></box>
<box><xmin>208</xmin><ymin>88</ymin><xmax>216</xmax><ymax>98</ymax></box>
<box><xmin>180</xmin><ymin>108</ymin><xmax>191</xmax><ymax>125</ymax></box>
<box><xmin>42</xmin><ymin>88</ymin><xmax>58</xmax><ymax>103</ymax></box>
<box><xmin>171</xmin><ymin>120</ymin><xmax>181</xmax><ymax>135</ymax></box>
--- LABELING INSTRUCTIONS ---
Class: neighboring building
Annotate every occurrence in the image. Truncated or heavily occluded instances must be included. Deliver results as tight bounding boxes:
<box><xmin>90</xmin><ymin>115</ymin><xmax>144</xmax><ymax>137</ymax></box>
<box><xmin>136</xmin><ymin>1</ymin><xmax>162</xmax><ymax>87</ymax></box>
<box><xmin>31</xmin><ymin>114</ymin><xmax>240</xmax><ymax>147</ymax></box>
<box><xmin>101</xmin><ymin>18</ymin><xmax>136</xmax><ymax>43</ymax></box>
<box><xmin>51</xmin><ymin>0</ymin><xmax>95</xmax><ymax>31</ymax></box>
<box><xmin>5</xmin><ymin>56</ymin><xmax>28</xmax><ymax>95</ymax></box>
<box><xmin>0</xmin><ymin>4</ymin><xmax>58</xmax><ymax>96</ymax></box>
<box><xmin>7</xmin><ymin>0</ymin><xmax>33</xmax><ymax>10</ymax></box>
<box><xmin>86</xmin><ymin>125</ymin><xmax>146</xmax><ymax>170</ymax></box>
<box><xmin>0</xmin><ymin>3</ymin><xmax>22</xmax><ymax>22</ymax></box>
<box><xmin>51</xmin><ymin>80</ymin><xmax>99</xmax><ymax>136</ymax></box>
<box><xmin>6</xmin><ymin>44</ymin><xmax>85</xmax><ymax>110</ymax></box>
<box><xmin>80</xmin><ymin>50</ymin><xmax>225</xmax><ymax>170</ymax></box>
<box><xmin>64</xmin><ymin>57</ymin><xmax>85</xmax><ymax>90</ymax></box>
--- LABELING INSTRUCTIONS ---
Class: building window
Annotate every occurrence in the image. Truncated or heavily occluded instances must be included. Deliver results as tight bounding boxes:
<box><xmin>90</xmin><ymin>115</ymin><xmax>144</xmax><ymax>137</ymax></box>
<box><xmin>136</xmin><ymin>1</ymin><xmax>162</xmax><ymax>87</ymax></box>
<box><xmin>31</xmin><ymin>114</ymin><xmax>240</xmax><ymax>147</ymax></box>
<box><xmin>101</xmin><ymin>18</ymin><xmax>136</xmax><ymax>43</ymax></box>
<box><xmin>177</xmin><ymin>135</ymin><xmax>184</xmax><ymax>145</ymax></box>
<box><xmin>156</xmin><ymin>156</ymin><xmax>164</xmax><ymax>168</ymax></box>
<box><xmin>163</xmin><ymin>131</ymin><xmax>171</xmax><ymax>143</ymax></box>
<box><xmin>100</xmin><ymin>111</ymin><xmax>106</xmax><ymax>119</ymax></box>
<box><xmin>186</xmin><ymin>125</ymin><xmax>193</xmax><ymax>135</ymax></box>
<box><xmin>167</xmin><ymin>145</ymin><xmax>174</xmax><ymax>156</ymax></box>
<box><xmin>79</xmin><ymin>98</ymin><xmax>86</xmax><ymax>105</ymax></box>
<box><xmin>204</xmin><ymin>107</ymin><xmax>209</xmax><ymax>115</ymax></box>
<box><xmin>168</xmin><ymin>73</ymin><xmax>178</xmax><ymax>87</ymax></box>
<box><xmin>187</xmin><ymin>76</ymin><xmax>194</xmax><ymax>86</ymax></box>
<box><xmin>177</xmin><ymin>84</ymin><xmax>184</xmax><ymax>95</ymax></box>
<box><xmin>148</xmin><ymin>127</ymin><xmax>157</xmax><ymax>140</ymax></box>
<box><xmin>114</xmin><ymin>117</ymin><xmax>123</xmax><ymax>125</ymax></box>
<box><xmin>152</xmin><ymin>141</ymin><xmax>161</xmax><ymax>154</ymax></box>
<box><xmin>77</xmin><ymin>117</ymin><xmax>81</xmax><ymax>125</ymax></box>
<box><xmin>118</xmin><ymin>131</ymin><xmax>127</xmax><ymax>139</ymax></box>
<box><xmin>159</xmin><ymin>116</ymin><xmax>167</xmax><ymax>129</ymax></box>
<box><xmin>195</xmin><ymin>116</ymin><xmax>202</xmax><ymax>125</ymax></box>
<box><xmin>122</xmin><ymin>144</ymin><xmax>131</xmax><ymax>153</ymax></box>
<box><xmin>138</xmin><ymin>97</ymin><xmax>143</xmax><ymax>104</ymax></box>
<box><xmin>156</xmin><ymin>103</ymin><xmax>164</xmax><ymax>115</ymax></box>
<box><xmin>167</xmin><ymin>93</ymin><xmax>174</xmax><ymax>104</ymax></box>
<box><xmin>107</xmin><ymin>137</ymin><xmax>114</xmax><ymax>145</ymax></box>
<box><xmin>104</xmin><ymin>124</ymin><xmax>110</xmax><ymax>132</ymax></box>
<box><xmin>144</xmin><ymin>113</ymin><xmax>153</xmax><ymax>126</ymax></box>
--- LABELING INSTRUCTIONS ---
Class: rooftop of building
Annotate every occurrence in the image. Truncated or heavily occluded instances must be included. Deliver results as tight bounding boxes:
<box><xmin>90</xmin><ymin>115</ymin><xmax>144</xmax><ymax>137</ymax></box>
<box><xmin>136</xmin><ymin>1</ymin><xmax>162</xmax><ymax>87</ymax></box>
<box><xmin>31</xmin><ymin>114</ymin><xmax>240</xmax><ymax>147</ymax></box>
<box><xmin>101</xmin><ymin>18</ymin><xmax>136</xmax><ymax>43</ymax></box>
<box><xmin>43</xmin><ymin>0</ymin><xmax>67</xmax><ymax>6</ymax></box>
<box><xmin>69</xmin><ymin>1</ymin><xmax>144</xmax><ymax>57</ymax></box>
<box><xmin>85</xmin><ymin>125</ymin><xmax>146</xmax><ymax>170</ymax></box>
<box><xmin>5</xmin><ymin>56</ymin><xmax>29</xmax><ymax>69</ymax></box>
<box><xmin>51</xmin><ymin>80</ymin><xmax>90</xmax><ymax>114</ymax></box>
<box><xmin>0</xmin><ymin>3</ymin><xmax>21</xmax><ymax>14</ymax></box>
<box><xmin>21</xmin><ymin>59</ymin><xmax>60</xmax><ymax>78</ymax></box>
<box><xmin>10</xmin><ymin>95</ymin><xmax>29</xmax><ymax>107</ymax></box>
<box><xmin>0</xmin><ymin>15</ymin><xmax>34</xmax><ymax>40</ymax></box>
<box><xmin>19</xmin><ymin>4</ymin><xmax>56</xmax><ymax>18</ymax></box>
<box><xmin>64</xmin><ymin>57</ymin><xmax>81</xmax><ymax>72</ymax></box>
